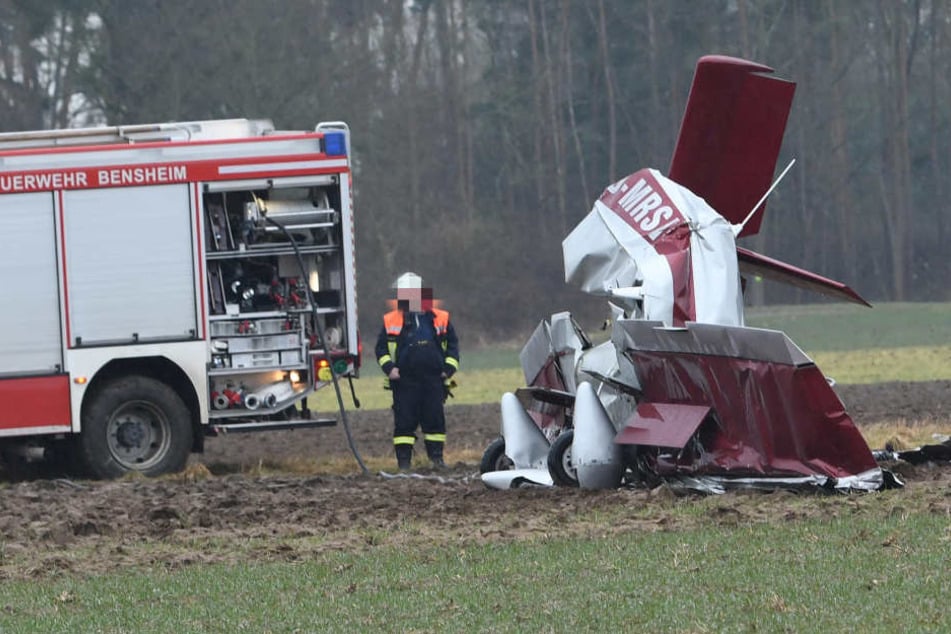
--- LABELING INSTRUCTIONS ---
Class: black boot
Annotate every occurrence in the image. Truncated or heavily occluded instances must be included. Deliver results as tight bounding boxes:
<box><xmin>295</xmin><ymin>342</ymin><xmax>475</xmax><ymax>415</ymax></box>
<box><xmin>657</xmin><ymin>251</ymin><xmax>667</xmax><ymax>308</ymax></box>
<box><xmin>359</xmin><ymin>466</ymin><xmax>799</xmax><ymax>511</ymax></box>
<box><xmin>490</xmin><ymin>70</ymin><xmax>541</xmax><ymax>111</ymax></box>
<box><xmin>425</xmin><ymin>440</ymin><xmax>446</xmax><ymax>470</ymax></box>
<box><xmin>395</xmin><ymin>445</ymin><xmax>413</xmax><ymax>471</ymax></box>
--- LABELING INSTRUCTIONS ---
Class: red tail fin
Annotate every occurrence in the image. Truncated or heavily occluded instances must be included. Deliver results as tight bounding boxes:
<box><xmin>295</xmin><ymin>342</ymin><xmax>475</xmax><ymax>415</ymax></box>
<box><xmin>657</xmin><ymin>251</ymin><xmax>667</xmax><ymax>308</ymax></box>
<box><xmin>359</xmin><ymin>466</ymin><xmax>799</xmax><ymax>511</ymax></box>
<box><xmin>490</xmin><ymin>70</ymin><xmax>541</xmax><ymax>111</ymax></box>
<box><xmin>669</xmin><ymin>55</ymin><xmax>795</xmax><ymax>238</ymax></box>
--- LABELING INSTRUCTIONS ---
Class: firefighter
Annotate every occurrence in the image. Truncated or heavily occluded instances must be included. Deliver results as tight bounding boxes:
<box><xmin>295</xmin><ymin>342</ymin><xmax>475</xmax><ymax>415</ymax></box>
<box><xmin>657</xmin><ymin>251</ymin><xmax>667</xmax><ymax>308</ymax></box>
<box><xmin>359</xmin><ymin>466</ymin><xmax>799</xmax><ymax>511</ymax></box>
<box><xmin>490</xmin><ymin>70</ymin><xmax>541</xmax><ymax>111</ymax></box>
<box><xmin>375</xmin><ymin>272</ymin><xmax>460</xmax><ymax>471</ymax></box>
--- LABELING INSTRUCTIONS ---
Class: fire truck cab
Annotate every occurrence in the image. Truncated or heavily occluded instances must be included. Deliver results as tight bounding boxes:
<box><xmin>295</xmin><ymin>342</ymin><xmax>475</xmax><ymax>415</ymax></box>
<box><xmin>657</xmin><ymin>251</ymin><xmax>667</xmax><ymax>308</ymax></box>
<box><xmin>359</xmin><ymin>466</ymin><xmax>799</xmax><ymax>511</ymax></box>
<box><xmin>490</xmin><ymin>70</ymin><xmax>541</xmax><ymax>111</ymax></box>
<box><xmin>0</xmin><ymin>118</ymin><xmax>359</xmax><ymax>478</ymax></box>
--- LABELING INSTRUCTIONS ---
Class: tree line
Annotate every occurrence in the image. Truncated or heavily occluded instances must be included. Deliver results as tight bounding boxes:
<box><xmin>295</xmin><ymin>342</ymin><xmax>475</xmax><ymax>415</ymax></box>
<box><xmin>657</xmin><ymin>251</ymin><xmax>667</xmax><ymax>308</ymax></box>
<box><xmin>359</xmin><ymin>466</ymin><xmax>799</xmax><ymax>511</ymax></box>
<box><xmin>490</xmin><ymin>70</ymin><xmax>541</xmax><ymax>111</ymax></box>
<box><xmin>1</xmin><ymin>0</ymin><xmax>948</xmax><ymax>341</ymax></box>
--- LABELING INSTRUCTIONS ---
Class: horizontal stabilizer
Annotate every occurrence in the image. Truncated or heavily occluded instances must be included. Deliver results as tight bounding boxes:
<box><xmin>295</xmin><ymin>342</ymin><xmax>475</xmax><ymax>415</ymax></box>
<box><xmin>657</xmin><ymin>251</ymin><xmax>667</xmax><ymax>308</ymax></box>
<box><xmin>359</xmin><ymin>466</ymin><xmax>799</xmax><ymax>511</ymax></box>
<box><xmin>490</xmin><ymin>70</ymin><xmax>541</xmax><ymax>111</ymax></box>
<box><xmin>737</xmin><ymin>247</ymin><xmax>871</xmax><ymax>306</ymax></box>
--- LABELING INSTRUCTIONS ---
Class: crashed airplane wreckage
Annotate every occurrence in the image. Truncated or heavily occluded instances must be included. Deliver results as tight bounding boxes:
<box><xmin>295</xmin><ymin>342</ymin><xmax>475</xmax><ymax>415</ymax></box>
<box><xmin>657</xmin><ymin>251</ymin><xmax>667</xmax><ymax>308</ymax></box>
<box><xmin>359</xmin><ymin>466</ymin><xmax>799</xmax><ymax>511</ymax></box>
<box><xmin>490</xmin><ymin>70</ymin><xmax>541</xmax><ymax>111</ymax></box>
<box><xmin>480</xmin><ymin>55</ymin><xmax>894</xmax><ymax>494</ymax></box>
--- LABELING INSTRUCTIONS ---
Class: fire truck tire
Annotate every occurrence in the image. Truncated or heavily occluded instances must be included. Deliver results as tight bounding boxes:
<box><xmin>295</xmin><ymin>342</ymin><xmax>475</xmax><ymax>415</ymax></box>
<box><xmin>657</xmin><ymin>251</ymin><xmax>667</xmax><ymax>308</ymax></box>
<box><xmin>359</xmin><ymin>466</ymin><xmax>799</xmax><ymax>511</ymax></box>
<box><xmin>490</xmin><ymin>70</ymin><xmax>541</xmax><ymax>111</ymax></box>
<box><xmin>78</xmin><ymin>376</ymin><xmax>192</xmax><ymax>479</ymax></box>
<box><xmin>479</xmin><ymin>437</ymin><xmax>513</xmax><ymax>474</ymax></box>
<box><xmin>547</xmin><ymin>430</ymin><xmax>578</xmax><ymax>487</ymax></box>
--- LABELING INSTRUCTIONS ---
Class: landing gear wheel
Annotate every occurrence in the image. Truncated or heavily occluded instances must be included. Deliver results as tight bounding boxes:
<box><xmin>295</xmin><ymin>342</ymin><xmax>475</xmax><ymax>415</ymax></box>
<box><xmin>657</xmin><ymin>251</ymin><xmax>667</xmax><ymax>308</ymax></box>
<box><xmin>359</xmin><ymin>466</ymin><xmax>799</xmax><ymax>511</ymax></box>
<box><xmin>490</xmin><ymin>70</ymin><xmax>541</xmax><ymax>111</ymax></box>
<box><xmin>479</xmin><ymin>437</ymin><xmax>513</xmax><ymax>473</ymax></box>
<box><xmin>547</xmin><ymin>429</ymin><xmax>578</xmax><ymax>487</ymax></box>
<box><xmin>79</xmin><ymin>376</ymin><xmax>192</xmax><ymax>479</ymax></box>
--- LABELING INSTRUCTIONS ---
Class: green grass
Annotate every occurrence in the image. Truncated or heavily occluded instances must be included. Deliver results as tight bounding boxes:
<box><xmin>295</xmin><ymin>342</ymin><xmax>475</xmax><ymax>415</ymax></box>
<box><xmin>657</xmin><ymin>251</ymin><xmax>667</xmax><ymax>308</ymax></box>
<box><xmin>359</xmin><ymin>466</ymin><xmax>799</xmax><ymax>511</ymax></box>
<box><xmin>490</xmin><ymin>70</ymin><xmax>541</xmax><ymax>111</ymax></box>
<box><xmin>813</xmin><ymin>346</ymin><xmax>951</xmax><ymax>384</ymax></box>
<box><xmin>745</xmin><ymin>301</ymin><xmax>951</xmax><ymax>350</ymax></box>
<box><xmin>1</xmin><ymin>510</ymin><xmax>947</xmax><ymax>632</ymax></box>
<box><xmin>3</xmin><ymin>302</ymin><xmax>945</xmax><ymax>632</ymax></box>
<box><xmin>323</xmin><ymin>302</ymin><xmax>950</xmax><ymax>413</ymax></box>
<box><xmin>327</xmin><ymin>367</ymin><xmax>524</xmax><ymax>412</ymax></box>
<box><xmin>746</xmin><ymin>302</ymin><xmax>951</xmax><ymax>384</ymax></box>
<box><xmin>458</xmin><ymin>345</ymin><xmax>522</xmax><ymax>371</ymax></box>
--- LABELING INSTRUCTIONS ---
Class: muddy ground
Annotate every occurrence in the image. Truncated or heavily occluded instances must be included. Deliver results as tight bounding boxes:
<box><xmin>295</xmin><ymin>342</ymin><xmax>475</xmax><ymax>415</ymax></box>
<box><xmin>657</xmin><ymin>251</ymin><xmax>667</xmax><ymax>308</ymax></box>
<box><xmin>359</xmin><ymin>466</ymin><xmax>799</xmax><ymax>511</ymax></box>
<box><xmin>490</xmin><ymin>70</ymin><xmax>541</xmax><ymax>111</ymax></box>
<box><xmin>0</xmin><ymin>381</ymin><xmax>948</xmax><ymax>579</ymax></box>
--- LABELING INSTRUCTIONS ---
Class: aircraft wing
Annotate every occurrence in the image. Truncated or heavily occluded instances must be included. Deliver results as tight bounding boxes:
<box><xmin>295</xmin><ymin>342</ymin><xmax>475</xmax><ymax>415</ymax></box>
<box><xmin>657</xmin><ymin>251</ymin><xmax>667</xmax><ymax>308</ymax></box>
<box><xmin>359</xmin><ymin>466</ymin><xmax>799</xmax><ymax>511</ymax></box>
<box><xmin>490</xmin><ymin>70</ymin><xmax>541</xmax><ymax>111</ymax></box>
<box><xmin>737</xmin><ymin>246</ymin><xmax>871</xmax><ymax>306</ymax></box>
<box><xmin>669</xmin><ymin>55</ymin><xmax>795</xmax><ymax>238</ymax></box>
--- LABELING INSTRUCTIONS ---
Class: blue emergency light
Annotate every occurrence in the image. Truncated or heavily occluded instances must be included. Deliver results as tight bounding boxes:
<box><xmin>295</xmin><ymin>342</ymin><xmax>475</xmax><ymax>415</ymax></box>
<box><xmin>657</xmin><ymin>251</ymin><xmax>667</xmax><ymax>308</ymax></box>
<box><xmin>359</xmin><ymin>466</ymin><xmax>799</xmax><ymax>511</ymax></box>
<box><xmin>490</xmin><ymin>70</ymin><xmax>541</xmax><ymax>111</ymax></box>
<box><xmin>323</xmin><ymin>132</ymin><xmax>347</xmax><ymax>156</ymax></box>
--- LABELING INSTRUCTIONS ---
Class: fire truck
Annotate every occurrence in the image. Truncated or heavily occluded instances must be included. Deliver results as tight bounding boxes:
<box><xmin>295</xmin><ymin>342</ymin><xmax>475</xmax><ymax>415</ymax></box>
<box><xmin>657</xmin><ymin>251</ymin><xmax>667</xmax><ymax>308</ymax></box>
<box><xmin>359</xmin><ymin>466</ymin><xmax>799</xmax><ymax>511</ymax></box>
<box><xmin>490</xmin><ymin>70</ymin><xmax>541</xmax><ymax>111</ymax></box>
<box><xmin>0</xmin><ymin>119</ymin><xmax>360</xmax><ymax>478</ymax></box>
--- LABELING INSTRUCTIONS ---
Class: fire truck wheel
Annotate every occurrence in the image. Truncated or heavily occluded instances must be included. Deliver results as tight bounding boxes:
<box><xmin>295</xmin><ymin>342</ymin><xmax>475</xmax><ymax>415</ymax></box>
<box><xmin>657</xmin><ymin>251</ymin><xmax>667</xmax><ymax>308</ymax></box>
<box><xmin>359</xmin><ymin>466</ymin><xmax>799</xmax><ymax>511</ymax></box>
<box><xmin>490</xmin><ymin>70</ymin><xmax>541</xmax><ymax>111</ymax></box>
<box><xmin>79</xmin><ymin>376</ymin><xmax>191</xmax><ymax>479</ymax></box>
<box><xmin>547</xmin><ymin>430</ymin><xmax>578</xmax><ymax>487</ymax></box>
<box><xmin>479</xmin><ymin>437</ymin><xmax>513</xmax><ymax>474</ymax></box>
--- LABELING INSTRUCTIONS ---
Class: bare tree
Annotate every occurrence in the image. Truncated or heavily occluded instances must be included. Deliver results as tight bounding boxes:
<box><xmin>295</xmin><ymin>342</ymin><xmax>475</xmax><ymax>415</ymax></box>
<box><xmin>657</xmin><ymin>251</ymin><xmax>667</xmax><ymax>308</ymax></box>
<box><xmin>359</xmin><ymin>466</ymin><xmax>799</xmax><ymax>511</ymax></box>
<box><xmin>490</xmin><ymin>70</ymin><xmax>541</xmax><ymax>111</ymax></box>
<box><xmin>873</xmin><ymin>0</ymin><xmax>920</xmax><ymax>300</ymax></box>
<box><xmin>3</xmin><ymin>0</ymin><xmax>947</xmax><ymax>336</ymax></box>
<box><xmin>0</xmin><ymin>0</ymin><xmax>95</xmax><ymax>131</ymax></box>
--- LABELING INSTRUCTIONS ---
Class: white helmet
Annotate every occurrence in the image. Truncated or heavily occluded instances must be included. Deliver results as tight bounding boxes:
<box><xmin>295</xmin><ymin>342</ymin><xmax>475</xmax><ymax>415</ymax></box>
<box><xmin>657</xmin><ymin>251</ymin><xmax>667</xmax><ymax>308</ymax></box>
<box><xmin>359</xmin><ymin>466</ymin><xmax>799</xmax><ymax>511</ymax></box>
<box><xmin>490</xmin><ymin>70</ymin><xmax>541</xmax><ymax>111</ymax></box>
<box><xmin>395</xmin><ymin>271</ymin><xmax>423</xmax><ymax>290</ymax></box>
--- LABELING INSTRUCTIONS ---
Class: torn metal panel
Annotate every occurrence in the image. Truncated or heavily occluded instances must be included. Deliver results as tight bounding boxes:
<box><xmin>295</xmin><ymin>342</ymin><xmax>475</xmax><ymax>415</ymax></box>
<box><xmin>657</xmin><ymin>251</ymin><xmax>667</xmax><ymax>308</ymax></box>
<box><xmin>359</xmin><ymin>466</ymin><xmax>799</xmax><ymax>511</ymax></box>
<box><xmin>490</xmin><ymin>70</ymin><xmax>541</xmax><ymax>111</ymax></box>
<box><xmin>615</xmin><ymin>402</ymin><xmax>711</xmax><ymax>449</ymax></box>
<box><xmin>512</xmin><ymin>385</ymin><xmax>570</xmax><ymax>439</ymax></box>
<box><xmin>548</xmin><ymin>312</ymin><xmax>591</xmax><ymax>394</ymax></box>
<box><xmin>515</xmin><ymin>313</ymin><xmax>592</xmax><ymax>436</ymax></box>
<box><xmin>481</xmin><ymin>468</ymin><xmax>554</xmax><ymax>489</ymax></box>
<box><xmin>658</xmin><ymin>468</ymin><xmax>884</xmax><ymax>495</ymax></box>
<box><xmin>514</xmin><ymin>386</ymin><xmax>575</xmax><ymax>409</ymax></box>
<box><xmin>518</xmin><ymin>312</ymin><xmax>591</xmax><ymax>392</ymax></box>
<box><xmin>613</xmin><ymin>319</ymin><xmax>813</xmax><ymax>367</ymax></box>
<box><xmin>578</xmin><ymin>340</ymin><xmax>641</xmax><ymax>426</ymax></box>
<box><xmin>576</xmin><ymin>340</ymin><xmax>621</xmax><ymax>383</ymax></box>
<box><xmin>563</xmin><ymin>168</ymin><xmax>744</xmax><ymax>328</ymax></box>
<box><xmin>614</xmin><ymin>320</ymin><xmax>880</xmax><ymax>482</ymax></box>
<box><xmin>519</xmin><ymin>319</ymin><xmax>553</xmax><ymax>386</ymax></box>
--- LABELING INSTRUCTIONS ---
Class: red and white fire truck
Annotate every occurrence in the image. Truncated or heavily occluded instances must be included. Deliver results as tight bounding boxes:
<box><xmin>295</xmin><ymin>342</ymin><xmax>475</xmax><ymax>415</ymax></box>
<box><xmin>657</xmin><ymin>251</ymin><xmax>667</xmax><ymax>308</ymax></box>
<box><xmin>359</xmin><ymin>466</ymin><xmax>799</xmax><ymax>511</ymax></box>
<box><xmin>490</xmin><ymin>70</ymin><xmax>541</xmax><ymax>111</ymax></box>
<box><xmin>0</xmin><ymin>118</ymin><xmax>360</xmax><ymax>478</ymax></box>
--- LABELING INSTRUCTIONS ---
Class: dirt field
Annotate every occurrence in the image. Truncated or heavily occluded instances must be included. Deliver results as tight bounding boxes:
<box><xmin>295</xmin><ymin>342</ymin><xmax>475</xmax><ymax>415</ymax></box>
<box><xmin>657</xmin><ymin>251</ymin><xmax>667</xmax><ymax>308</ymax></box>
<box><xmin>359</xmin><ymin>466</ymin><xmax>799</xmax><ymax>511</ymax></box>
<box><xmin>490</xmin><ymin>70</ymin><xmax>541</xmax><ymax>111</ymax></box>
<box><xmin>0</xmin><ymin>381</ymin><xmax>948</xmax><ymax>580</ymax></box>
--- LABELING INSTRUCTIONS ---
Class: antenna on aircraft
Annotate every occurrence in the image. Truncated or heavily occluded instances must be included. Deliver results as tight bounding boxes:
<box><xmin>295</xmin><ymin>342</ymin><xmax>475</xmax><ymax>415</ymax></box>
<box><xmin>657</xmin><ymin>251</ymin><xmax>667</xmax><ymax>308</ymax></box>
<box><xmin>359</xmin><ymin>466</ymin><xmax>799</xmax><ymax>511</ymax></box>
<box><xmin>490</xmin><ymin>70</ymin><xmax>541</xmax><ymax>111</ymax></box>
<box><xmin>733</xmin><ymin>158</ymin><xmax>797</xmax><ymax>237</ymax></box>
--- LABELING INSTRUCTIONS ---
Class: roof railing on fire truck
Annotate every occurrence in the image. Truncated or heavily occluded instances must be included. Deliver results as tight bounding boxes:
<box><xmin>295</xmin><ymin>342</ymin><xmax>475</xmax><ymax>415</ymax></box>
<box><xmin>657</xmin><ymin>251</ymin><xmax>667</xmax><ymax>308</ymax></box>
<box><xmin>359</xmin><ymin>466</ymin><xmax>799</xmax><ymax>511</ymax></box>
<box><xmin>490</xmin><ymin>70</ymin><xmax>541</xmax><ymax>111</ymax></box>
<box><xmin>0</xmin><ymin>119</ymin><xmax>276</xmax><ymax>152</ymax></box>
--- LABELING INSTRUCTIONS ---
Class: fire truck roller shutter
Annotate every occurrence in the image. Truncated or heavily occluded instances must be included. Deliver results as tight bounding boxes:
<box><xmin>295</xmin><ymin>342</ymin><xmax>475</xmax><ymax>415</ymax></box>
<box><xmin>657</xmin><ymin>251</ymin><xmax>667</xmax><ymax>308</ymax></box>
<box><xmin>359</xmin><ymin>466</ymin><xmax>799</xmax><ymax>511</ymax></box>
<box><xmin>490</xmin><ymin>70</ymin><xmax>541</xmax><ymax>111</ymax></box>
<box><xmin>0</xmin><ymin>192</ymin><xmax>63</xmax><ymax>373</ymax></box>
<box><xmin>63</xmin><ymin>184</ymin><xmax>197</xmax><ymax>345</ymax></box>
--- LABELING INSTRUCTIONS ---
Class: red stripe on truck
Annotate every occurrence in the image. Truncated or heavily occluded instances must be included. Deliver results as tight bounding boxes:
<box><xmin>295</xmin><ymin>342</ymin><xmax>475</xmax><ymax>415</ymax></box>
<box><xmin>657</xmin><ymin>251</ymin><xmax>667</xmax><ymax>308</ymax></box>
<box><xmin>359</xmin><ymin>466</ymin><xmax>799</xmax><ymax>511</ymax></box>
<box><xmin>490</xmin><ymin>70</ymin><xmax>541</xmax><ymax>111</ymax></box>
<box><xmin>0</xmin><ymin>375</ymin><xmax>72</xmax><ymax>430</ymax></box>
<box><xmin>0</xmin><ymin>154</ymin><xmax>349</xmax><ymax>194</ymax></box>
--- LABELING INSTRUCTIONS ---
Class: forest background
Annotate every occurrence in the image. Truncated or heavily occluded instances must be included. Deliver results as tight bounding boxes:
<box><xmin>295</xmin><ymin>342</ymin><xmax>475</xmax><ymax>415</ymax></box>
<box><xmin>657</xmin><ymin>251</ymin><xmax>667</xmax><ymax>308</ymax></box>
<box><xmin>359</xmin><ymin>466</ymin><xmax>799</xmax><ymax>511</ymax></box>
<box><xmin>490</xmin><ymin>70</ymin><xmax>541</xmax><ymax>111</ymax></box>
<box><xmin>2</xmin><ymin>0</ymin><xmax>948</xmax><ymax>342</ymax></box>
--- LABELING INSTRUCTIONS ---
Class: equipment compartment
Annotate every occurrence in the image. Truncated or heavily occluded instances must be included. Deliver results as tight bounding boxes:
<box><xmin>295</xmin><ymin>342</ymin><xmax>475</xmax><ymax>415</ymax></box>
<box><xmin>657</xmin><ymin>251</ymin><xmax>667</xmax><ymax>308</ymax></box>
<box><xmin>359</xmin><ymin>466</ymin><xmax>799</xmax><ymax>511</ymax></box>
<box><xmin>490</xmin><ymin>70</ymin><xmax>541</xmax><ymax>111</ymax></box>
<box><xmin>223</xmin><ymin>332</ymin><xmax>301</xmax><ymax>353</ymax></box>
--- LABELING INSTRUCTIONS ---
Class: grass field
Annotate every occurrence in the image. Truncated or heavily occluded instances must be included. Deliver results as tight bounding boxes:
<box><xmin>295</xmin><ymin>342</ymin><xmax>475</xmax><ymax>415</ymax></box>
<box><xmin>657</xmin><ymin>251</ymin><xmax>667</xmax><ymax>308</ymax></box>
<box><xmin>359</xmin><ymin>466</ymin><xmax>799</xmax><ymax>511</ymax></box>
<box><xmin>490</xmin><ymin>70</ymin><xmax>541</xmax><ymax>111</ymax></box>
<box><xmin>318</xmin><ymin>301</ymin><xmax>951</xmax><ymax>412</ymax></box>
<box><xmin>748</xmin><ymin>302</ymin><xmax>951</xmax><ymax>385</ymax></box>
<box><xmin>1</xmin><ymin>492</ymin><xmax>948</xmax><ymax>632</ymax></box>
<box><xmin>1</xmin><ymin>302</ymin><xmax>948</xmax><ymax>632</ymax></box>
<box><xmin>745</xmin><ymin>301</ymin><xmax>951</xmax><ymax>350</ymax></box>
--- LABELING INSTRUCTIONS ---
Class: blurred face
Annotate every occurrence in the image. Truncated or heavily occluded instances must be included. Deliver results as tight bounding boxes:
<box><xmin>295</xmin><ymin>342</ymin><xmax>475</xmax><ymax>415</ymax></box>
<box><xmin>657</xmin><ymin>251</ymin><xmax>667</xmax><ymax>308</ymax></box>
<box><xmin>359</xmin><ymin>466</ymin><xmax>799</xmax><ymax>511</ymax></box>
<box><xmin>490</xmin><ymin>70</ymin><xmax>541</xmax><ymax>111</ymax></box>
<box><xmin>397</xmin><ymin>287</ymin><xmax>422</xmax><ymax>311</ymax></box>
